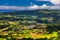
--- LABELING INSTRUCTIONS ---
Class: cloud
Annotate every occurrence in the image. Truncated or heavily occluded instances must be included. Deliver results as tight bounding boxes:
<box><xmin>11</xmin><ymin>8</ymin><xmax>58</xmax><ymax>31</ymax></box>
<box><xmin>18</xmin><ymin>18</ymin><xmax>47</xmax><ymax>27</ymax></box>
<box><xmin>36</xmin><ymin>0</ymin><xmax>60</xmax><ymax>5</ymax></box>
<box><xmin>27</xmin><ymin>4</ymin><xmax>49</xmax><ymax>10</ymax></box>
<box><xmin>29</xmin><ymin>4</ymin><xmax>60</xmax><ymax>10</ymax></box>
<box><xmin>49</xmin><ymin>5</ymin><xmax>60</xmax><ymax>9</ymax></box>
<box><xmin>0</xmin><ymin>4</ymin><xmax>49</xmax><ymax>10</ymax></box>
<box><xmin>50</xmin><ymin>0</ymin><xmax>60</xmax><ymax>5</ymax></box>
<box><xmin>28</xmin><ymin>5</ymin><xmax>39</xmax><ymax>10</ymax></box>
<box><xmin>36</xmin><ymin>0</ymin><xmax>60</xmax><ymax>10</ymax></box>
<box><xmin>0</xmin><ymin>6</ymin><xmax>26</xmax><ymax>10</ymax></box>
<box><xmin>0</xmin><ymin>4</ymin><xmax>60</xmax><ymax>10</ymax></box>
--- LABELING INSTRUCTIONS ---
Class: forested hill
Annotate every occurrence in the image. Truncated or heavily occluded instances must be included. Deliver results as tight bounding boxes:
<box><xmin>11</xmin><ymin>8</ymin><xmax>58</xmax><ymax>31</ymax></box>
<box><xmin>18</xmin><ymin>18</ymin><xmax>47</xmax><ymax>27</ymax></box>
<box><xmin>0</xmin><ymin>10</ymin><xmax>60</xmax><ymax>18</ymax></box>
<box><xmin>0</xmin><ymin>10</ymin><xmax>60</xmax><ymax>24</ymax></box>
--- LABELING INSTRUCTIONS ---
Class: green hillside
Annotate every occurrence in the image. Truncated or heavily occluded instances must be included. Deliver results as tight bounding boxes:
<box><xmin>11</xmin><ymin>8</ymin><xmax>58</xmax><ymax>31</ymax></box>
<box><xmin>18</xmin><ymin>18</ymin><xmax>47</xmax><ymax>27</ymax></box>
<box><xmin>0</xmin><ymin>10</ymin><xmax>60</xmax><ymax>40</ymax></box>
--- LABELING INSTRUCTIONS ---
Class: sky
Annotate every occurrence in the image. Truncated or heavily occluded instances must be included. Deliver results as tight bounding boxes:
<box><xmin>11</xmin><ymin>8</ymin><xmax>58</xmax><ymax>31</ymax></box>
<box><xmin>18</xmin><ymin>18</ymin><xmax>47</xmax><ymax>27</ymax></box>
<box><xmin>0</xmin><ymin>0</ymin><xmax>53</xmax><ymax>6</ymax></box>
<box><xmin>0</xmin><ymin>0</ymin><xmax>60</xmax><ymax>11</ymax></box>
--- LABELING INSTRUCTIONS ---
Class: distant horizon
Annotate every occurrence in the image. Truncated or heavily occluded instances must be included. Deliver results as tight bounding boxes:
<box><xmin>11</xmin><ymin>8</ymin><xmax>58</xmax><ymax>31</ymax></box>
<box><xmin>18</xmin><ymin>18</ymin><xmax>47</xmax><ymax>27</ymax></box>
<box><xmin>0</xmin><ymin>9</ymin><xmax>60</xmax><ymax>12</ymax></box>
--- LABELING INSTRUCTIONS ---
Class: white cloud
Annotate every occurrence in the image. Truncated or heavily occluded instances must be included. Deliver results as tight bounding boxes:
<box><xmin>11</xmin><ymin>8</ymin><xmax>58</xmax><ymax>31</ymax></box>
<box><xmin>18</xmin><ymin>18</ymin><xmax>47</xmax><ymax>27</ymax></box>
<box><xmin>36</xmin><ymin>0</ymin><xmax>60</xmax><ymax>5</ymax></box>
<box><xmin>0</xmin><ymin>4</ymin><xmax>48</xmax><ymax>10</ymax></box>
<box><xmin>0</xmin><ymin>4</ymin><xmax>60</xmax><ymax>10</ymax></box>
<box><xmin>28</xmin><ymin>5</ymin><xmax>39</xmax><ymax>10</ymax></box>
<box><xmin>50</xmin><ymin>0</ymin><xmax>60</xmax><ymax>5</ymax></box>
<box><xmin>36</xmin><ymin>0</ymin><xmax>60</xmax><ymax>10</ymax></box>
<box><xmin>27</xmin><ymin>4</ymin><xmax>50</xmax><ymax>10</ymax></box>
<box><xmin>42</xmin><ymin>4</ymin><xmax>48</xmax><ymax>8</ymax></box>
<box><xmin>0</xmin><ymin>6</ymin><xmax>26</xmax><ymax>10</ymax></box>
<box><xmin>49</xmin><ymin>5</ymin><xmax>60</xmax><ymax>9</ymax></box>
